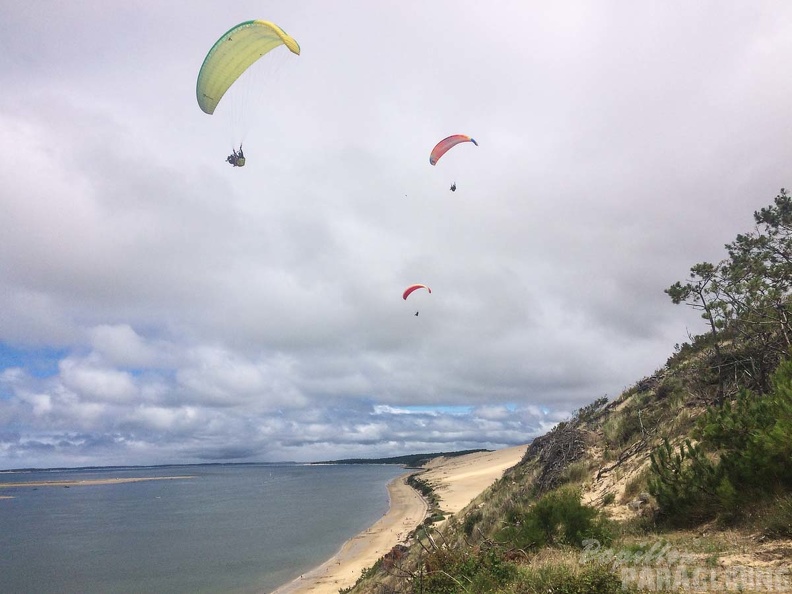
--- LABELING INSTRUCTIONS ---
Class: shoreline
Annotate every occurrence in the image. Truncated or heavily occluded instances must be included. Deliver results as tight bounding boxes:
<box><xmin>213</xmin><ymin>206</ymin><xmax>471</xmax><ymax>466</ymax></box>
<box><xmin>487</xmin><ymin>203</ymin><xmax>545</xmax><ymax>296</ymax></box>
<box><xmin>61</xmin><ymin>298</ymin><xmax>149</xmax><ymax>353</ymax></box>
<box><xmin>270</xmin><ymin>471</ymin><xmax>427</xmax><ymax>594</ymax></box>
<box><xmin>271</xmin><ymin>444</ymin><xmax>528</xmax><ymax>594</ymax></box>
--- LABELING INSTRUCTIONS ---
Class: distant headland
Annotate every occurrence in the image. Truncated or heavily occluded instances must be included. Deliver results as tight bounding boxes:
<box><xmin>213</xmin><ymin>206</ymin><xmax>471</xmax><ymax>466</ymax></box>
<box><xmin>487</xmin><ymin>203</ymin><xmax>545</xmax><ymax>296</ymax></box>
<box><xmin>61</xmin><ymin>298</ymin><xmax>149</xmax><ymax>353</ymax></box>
<box><xmin>310</xmin><ymin>449</ymin><xmax>491</xmax><ymax>468</ymax></box>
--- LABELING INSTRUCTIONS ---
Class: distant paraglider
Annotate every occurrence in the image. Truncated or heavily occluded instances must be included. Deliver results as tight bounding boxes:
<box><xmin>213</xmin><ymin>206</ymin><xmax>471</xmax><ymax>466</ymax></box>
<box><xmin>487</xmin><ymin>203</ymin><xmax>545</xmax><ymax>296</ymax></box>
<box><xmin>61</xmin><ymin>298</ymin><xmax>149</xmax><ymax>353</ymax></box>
<box><xmin>430</xmin><ymin>135</ymin><xmax>477</xmax><ymax>191</ymax></box>
<box><xmin>403</xmin><ymin>284</ymin><xmax>431</xmax><ymax>317</ymax></box>
<box><xmin>226</xmin><ymin>144</ymin><xmax>245</xmax><ymax>167</ymax></box>
<box><xmin>196</xmin><ymin>20</ymin><xmax>300</xmax><ymax>166</ymax></box>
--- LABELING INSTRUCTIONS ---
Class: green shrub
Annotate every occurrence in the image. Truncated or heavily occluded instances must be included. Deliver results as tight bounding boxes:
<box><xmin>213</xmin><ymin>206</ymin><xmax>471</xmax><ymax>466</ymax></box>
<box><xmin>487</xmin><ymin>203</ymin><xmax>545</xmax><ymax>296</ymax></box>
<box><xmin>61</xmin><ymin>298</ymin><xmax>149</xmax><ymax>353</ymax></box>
<box><xmin>649</xmin><ymin>358</ymin><xmax>792</xmax><ymax>525</ymax></box>
<box><xmin>602</xmin><ymin>417</ymin><xmax>623</xmax><ymax>448</ymax></box>
<box><xmin>760</xmin><ymin>494</ymin><xmax>792</xmax><ymax>538</ymax></box>
<box><xmin>617</xmin><ymin>408</ymin><xmax>644</xmax><ymax>445</ymax></box>
<box><xmin>560</xmin><ymin>461</ymin><xmax>589</xmax><ymax>485</ymax></box>
<box><xmin>572</xmin><ymin>396</ymin><xmax>609</xmax><ymax>423</ymax></box>
<box><xmin>511</xmin><ymin>563</ymin><xmax>640</xmax><ymax>594</ymax></box>
<box><xmin>621</xmin><ymin>469</ymin><xmax>649</xmax><ymax>503</ymax></box>
<box><xmin>656</xmin><ymin>377</ymin><xmax>681</xmax><ymax>400</ymax></box>
<box><xmin>462</xmin><ymin>510</ymin><xmax>483</xmax><ymax>537</ymax></box>
<box><xmin>408</xmin><ymin>474</ymin><xmax>439</xmax><ymax>507</ymax></box>
<box><xmin>424</xmin><ymin>512</ymin><xmax>446</xmax><ymax>525</ymax></box>
<box><xmin>496</xmin><ymin>487</ymin><xmax>612</xmax><ymax>551</ymax></box>
<box><xmin>421</xmin><ymin>547</ymin><xmax>517</xmax><ymax>594</ymax></box>
<box><xmin>648</xmin><ymin>438</ymin><xmax>720</xmax><ymax>525</ymax></box>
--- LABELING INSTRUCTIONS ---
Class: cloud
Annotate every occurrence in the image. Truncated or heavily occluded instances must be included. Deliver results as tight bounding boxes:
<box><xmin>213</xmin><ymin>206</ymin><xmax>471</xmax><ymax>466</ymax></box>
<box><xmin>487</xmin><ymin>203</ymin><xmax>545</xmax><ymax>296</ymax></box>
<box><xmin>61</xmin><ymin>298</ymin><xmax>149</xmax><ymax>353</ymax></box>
<box><xmin>1</xmin><ymin>1</ymin><xmax>791</xmax><ymax>467</ymax></box>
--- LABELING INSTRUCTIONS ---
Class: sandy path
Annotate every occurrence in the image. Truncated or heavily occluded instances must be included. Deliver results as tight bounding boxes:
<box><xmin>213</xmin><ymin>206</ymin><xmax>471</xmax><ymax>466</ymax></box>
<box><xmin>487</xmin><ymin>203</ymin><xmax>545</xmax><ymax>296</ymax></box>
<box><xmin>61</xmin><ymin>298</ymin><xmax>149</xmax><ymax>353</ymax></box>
<box><xmin>273</xmin><ymin>444</ymin><xmax>528</xmax><ymax>594</ymax></box>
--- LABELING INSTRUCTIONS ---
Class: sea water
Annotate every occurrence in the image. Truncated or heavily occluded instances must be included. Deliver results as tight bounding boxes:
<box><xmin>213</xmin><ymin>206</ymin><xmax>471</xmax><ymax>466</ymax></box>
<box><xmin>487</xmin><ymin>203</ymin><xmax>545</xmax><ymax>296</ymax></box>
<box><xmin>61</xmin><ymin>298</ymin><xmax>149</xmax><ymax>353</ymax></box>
<box><xmin>0</xmin><ymin>463</ymin><xmax>405</xmax><ymax>594</ymax></box>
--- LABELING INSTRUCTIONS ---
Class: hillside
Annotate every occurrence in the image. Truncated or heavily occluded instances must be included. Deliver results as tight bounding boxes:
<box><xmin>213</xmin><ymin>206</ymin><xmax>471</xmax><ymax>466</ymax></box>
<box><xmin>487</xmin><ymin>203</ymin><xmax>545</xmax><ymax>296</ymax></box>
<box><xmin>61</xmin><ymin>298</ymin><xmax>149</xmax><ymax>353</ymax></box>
<box><xmin>343</xmin><ymin>191</ymin><xmax>792</xmax><ymax>594</ymax></box>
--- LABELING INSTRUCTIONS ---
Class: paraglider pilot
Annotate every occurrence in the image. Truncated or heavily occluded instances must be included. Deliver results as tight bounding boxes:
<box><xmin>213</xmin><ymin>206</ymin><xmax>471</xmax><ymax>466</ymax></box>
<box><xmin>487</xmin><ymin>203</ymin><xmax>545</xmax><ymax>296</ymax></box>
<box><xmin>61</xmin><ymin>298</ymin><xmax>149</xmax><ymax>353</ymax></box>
<box><xmin>450</xmin><ymin>182</ymin><xmax>456</xmax><ymax>192</ymax></box>
<box><xmin>226</xmin><ymin>144</ymin><xmax>246</xmax><ymax>167</ymax></box>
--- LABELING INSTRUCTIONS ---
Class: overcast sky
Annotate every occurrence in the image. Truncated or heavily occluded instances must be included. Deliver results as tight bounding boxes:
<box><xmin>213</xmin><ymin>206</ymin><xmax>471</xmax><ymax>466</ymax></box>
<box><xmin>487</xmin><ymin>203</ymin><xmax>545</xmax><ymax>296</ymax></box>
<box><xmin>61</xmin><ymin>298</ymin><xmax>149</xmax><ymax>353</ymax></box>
<box><xmin>1</xmin><ymin>2</ymin><xmax>791</xmax><ymax>468</ymax></box>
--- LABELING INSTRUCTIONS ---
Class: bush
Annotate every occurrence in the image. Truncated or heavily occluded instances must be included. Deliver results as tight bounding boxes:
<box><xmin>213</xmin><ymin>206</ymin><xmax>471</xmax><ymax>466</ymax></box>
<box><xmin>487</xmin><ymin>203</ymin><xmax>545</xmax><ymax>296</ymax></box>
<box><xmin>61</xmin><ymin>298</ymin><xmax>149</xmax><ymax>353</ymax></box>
<box><xmin>462</xmin><ymin>510</ymin><xmax>483</xmax><ymax>537</ymax></box>
<box><xmin>424</xmin><ymin>512</ymin><xmax>446</xmax><ymax>525</ymax></box>
<box><xmin>511</xmin><ymin>563</ymin><xmax>640</xmax><ymax>594</ymax></box>
<box><xmin>648</xmin><ymin>438</ymin><xmax>720</xmax><ymax>526</ymax></box>
<box><xmin>649</xmin><ymin>358</ymin><xmax>792</xmax><ymax>525</ymax></box>
<box><xmin>572</xmin><ymin>396</ymin><xmax>609</xmax><ymax>423</ymax></box>
<box><xmin>603</xmin><ymin>407</ymin><xmax>646</xmax><ymax>448</ymax></box>
<box><xmin>602</xmin><ymin>417</ymin><xmax>623</xmax><ymax>448</ymax></box>
<box><xmin>760</xmin><ymin>494</ymin><xmax>792</xmax><ymax>538</ymax></box>
<box><xmin>496</xmin><ymin>487</ymin><xmax>612</xmax><ymax>551</ymax></box>
<box><xmin>656</xmin><ymin>377</ymin><xmax>681</xmax><ymax>400</ymax></box>
<box><xmin>408</xmin><ymin>473</ymin><xmax>439</xmax><ymax>507</ymax></box>
<box><xmin>621</xmin><ymin>468</ymin><xmax>649</xmax><ymax>503</ymax></box>
<box><xmin>617</xmin><ymin>408</ymin><xmax>644</xmax><ymax>445</ymax></box>
<box><xmin>421</xmin><ymin>547</ymin><xmax>517</xmax><ymax>594</ymax></box>
<box><xmin>560</xmin><ymin>461</ymin><xmax>589</xmax><ymax>485</ymax></box>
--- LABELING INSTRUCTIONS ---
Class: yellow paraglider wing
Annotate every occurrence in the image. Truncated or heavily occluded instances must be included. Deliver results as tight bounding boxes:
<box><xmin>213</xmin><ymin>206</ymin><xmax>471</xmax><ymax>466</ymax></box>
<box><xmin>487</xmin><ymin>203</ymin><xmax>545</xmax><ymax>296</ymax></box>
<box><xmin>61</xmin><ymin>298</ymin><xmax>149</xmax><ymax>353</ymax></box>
<box><xmin>197</xmin><ymin>20</ymin><xmax>300</xmax><ymax>115</ymax></box>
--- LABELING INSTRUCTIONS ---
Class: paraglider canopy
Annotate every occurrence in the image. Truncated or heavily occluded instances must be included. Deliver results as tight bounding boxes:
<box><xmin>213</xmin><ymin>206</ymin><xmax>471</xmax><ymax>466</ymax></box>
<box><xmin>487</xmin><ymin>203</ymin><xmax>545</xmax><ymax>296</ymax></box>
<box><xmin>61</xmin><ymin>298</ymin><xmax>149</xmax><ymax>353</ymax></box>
<box><xmin>196</xmin><ymin>20</ymin><xmax>300</xmax><ymax>115</ymax></box>
<box><xmin>429</xmin><ymin>135</ymin><xmax>478</xmax><ymax>166</ymax></box>
<box><xmin>403</xmin><ymin>284</ymin><xmax>431</xmax><ymax>300</ymax></box>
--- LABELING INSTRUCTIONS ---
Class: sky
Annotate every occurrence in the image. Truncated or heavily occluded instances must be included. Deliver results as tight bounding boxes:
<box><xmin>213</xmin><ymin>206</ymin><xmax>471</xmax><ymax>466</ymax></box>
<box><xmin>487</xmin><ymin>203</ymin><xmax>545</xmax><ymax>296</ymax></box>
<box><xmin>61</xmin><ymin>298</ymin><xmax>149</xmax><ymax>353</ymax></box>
<box><xmin>1</xmin><ymin>2</ymin><xmax>791</xmax><ymax>468</ymax></box>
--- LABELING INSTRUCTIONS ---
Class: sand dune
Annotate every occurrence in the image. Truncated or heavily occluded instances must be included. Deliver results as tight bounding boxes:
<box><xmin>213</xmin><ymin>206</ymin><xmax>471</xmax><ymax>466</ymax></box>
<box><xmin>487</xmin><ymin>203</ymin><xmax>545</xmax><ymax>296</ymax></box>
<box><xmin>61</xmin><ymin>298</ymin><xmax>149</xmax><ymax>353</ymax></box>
<box><xmin>420</xmin><ymin>445</ymin><xmax>528</xmax><ymax>515</ymax></box>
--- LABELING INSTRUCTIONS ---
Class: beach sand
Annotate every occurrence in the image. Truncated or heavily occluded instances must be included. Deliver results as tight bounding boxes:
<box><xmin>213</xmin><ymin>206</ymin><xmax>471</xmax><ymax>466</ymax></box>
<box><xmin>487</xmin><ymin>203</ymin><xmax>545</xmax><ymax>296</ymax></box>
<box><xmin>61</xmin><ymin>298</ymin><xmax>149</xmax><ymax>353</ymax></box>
<box><xmin>272</xmin><ymin>444</ymin><xmax>528</xmax><ymax>594</ymax></box>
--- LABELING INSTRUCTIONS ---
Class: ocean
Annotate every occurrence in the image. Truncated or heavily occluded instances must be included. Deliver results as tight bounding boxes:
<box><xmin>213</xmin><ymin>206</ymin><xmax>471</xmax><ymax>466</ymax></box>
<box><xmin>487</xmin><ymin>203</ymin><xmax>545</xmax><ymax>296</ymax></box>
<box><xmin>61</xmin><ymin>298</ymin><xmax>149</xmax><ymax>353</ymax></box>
<box><xmin>0</xmin><ymin>463</ymin><xmax>406</xmax><ymax>594</ymax></box>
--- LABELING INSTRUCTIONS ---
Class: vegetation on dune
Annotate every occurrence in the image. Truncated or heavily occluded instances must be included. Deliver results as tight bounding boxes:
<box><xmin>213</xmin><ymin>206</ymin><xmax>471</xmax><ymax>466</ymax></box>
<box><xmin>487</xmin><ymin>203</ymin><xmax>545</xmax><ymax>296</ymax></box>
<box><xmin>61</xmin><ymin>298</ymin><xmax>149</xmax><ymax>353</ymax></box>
<box><xmin>649</xmin><ymin>359</ymin><xmax>792</xmax><ymax>528</ymax></box>
<box><xmin>313</xmin><ymin>450</ymin><xmax>490</xmax><ymax>468</ymax></box>
<box><xmin>407</xmin><ymin>473</ymin><xmax>446</xmax><ymax>526</ymax></box>
<box><xmin>666</xmin><ymin>189</ymin><xmax>792</xmax><ymax>402</ymax></box>
<box><xmin>343</xmin><ymin>190</ymin><xmax>792</xmax><ymax>594</ymax></box>
<box><xmin>493</xmin><ymin>485</ymin><xmax>613</xmax><ymax>552</ymax></box>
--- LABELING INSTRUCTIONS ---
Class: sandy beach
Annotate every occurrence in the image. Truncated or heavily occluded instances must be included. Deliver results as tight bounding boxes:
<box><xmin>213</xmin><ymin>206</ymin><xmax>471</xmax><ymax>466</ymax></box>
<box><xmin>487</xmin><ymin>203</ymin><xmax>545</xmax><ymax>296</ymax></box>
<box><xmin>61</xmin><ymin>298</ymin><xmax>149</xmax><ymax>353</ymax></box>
<box><xmin>272</xmin><ymin>444</ymin><xmax>527</xmax><ymax>594</ymax></box>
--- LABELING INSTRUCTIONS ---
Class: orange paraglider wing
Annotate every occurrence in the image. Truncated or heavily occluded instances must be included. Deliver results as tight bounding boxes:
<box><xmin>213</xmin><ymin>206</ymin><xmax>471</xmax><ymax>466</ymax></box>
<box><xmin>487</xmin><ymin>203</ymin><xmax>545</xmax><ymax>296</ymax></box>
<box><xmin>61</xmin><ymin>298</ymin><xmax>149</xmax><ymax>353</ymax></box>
<box><xmin>429</xmin><ymin>135</ymin><xmax>478</xmax><ymax>166</ymax></box>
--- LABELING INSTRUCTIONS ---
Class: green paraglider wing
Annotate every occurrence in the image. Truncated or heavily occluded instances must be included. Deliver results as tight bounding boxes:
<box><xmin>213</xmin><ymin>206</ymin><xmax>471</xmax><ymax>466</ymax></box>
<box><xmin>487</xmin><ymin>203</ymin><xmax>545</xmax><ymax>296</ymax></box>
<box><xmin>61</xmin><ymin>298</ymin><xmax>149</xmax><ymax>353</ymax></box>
<box><xmin>196</xmin><ymin>20</ymin><xmax>300</xmax><ymax>115</ymax></box>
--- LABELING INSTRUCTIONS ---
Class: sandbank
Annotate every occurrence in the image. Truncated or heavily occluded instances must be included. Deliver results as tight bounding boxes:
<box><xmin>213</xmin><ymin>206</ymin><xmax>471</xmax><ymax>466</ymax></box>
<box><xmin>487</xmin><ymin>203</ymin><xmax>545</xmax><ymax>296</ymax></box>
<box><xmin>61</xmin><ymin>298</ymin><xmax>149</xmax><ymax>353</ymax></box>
<box><xmin>0</xmin><ymin>476</ymin><xmax>194</xmax><ymax>489</ymax></box>
<box><xmin>272</xmin><ymin>444</ymin><xmax>528</xmax><ymax>594</ymax></box>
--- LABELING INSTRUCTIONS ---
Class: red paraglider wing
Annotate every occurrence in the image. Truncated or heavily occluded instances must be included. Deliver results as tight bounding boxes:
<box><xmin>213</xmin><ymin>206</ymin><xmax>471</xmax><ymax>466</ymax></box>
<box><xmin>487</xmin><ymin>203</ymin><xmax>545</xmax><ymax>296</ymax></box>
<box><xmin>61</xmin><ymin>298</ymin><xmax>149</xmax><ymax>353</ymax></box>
<box><xmin>429</xmin><ymin>135</ymin><xmax>478</xmax><ymax>166</ymax></box>
<box><xmin>403</xmin><ymin>284</ymin><xmax>432</xmax><ymax>300</ymax></box>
